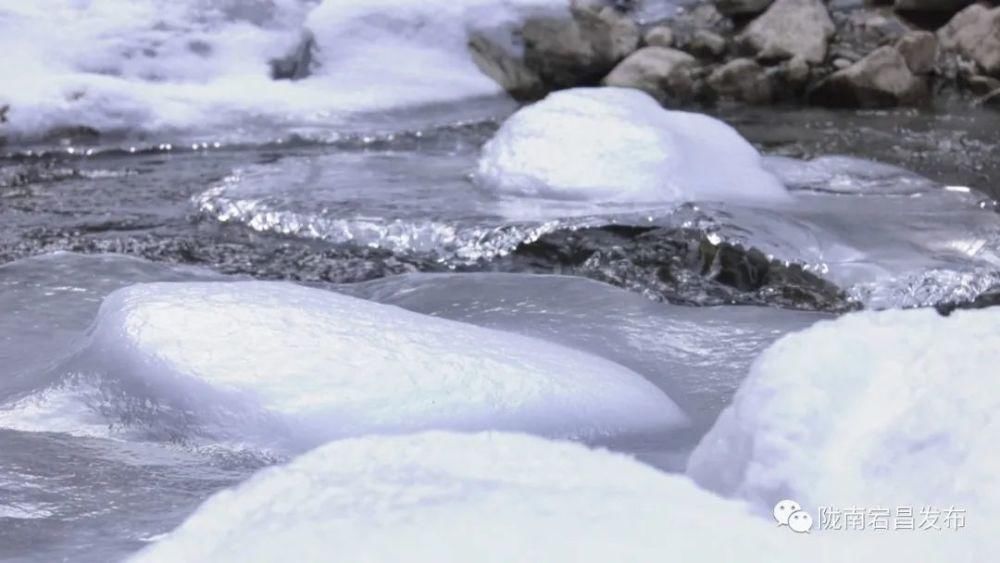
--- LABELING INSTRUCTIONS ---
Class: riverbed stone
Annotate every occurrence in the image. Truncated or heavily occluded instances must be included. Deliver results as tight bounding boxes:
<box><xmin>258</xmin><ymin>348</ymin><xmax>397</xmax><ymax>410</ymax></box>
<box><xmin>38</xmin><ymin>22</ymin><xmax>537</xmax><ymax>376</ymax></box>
<box><xmin>737</xmin><ymin>0</ymin><xmax>835</xmax><ymax>64</ymax></box>
<box><xmin>602</xmin><ymin>47</ymin><xmax>699</xmax><ymax>104</ymax></box>
<box><xmin>522</xmin><ymin>2</ymin><xmax>641</xmax><ymax>88</ymax></box>
<box><xmin>643</xmin><ymin>25</ymin><xmax>674</xmax><ymax>48</ymax></box>
<box><xmin>965</xmin><ymin>74</ymin><xmax>1000</xmax><ymax>96</ymax></box>
<box><xmin>707</xmin><ymin>58</ymin><xmax>774</xmax><ymax>103</ymax></box>
<box><xmin>938</xmin><ymin>4</ymin><xmax>1000</xmax><ymax>77</ymax></box>
<box><xmin>808</xmin><ymin>45</ymin><xmax>928</xmax><ymax>107</ymax></box>
<box><xmin>895</xmin><ymin>30</ymin><xmax>938</xmax><ymax>74</ymax></box>
<box><xmin>687</xmin><ymin>30</ymin><xmax>728</xmax><ymax>60</ymax></box>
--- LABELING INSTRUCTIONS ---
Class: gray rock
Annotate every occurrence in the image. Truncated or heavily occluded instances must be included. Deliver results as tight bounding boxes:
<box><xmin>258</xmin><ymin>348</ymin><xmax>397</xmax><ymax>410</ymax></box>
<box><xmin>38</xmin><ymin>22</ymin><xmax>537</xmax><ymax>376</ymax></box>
<box><xmin>783</xmin><ymin>55</ymin><xmax>811</xmax><ymax>86</ymax></box>
<box><xmin>671</xmin><ymin>4</ymin><xmax>730</xmax><ymax>36</ymax></box>
<box><xmin>269</xmin><ymin>32</ymin><xmax>315</xmax><ymax>81</ymax></box>
<box><xmin>835</xmin><ymin>8</ymin><xmax>912</xmax><ymax>55</ymax></box>
<box><xmin>833</xmin><ymin>57</ymin><xmax>853</xmax><ymax>69</ymax></box>
<box><xmin>938</xmin><ymin>4</ymin><xmax>1000</xmax><ymax>77</ymax></box>
<box><xmin>602</xmin><ymin>46</ymin><xmax>699</xmax><ymax>104</ymax></box>
<box><xmin>643</xmin><ymin>25</ymin><xmax>674</xmax><ymax>48</ymax></box>
<box><xmin>687</xmin><ymin>30</ymin><xmax>728</xmax><ymax>60</ymax></box>
<box><xmin>894</xmin><ymin>30</ymin><xmax>937</xmax><ymax>74</ymax></box>
<box><xmin>714</xmin><ymin>0</ymin><xmax>775</xmax><ymax>17</ymax></box>
<box><xmin>893</xmin><ymin>0</ymin><xmax>974</xmax><ymax>13</ymax></box>
<box><xmin>981</xmin><ymin>87</ymin><xmax>1000</xmax><ymax>108</ymax></box>
<box><xmin>808</xmin><ymin>45</ymin><xmax>928</xmax><ymax>107</ymax></box>
<box><xmin>468</xmin><ymin>33</ymin><xmax>546</xmax><ymax>100</ymax></box>
<box><xmin>738</xmin><ymin>0</ymin><xmax>835</xmax><ymax>64</ymax></box>
<box><xmin>964</xmin><ymin>74</ymin><xmax>1000</xmax><ymax>96</ymax></box>
<box><xmin>707</xmin><ymin>58</ymin><xmax>774</xmax><ymax>103</ymax></box>
<box><xmin>523</xmin><ymin>3</ymin><xmax>641</xmax><ymax>88</ymax></box>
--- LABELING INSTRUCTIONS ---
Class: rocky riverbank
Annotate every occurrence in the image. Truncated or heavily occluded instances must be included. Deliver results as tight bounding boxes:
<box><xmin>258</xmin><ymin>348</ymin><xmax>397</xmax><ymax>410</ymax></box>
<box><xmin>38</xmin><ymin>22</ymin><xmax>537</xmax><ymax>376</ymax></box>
<box><xmin>472</xmin><ymin>0</ymin><xmax>1000</xmax><ymax>109</ymax></box>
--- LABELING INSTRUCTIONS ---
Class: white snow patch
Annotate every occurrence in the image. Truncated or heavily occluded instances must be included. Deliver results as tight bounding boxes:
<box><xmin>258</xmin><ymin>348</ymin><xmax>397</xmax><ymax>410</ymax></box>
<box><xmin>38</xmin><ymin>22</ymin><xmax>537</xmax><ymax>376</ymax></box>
<box><xmin>0</xmin><ymin>0</ymin><xmax>565</xmax><ymax>142</ymax></box>
<box><xmin>687</xmin><ymin>307</ymin><xmax>1000</xmax><ymax>536</ymax></box>
<box><xmin>476</xmin><ymin>87</ymin><xmax>790</xmax><ymax>205</ymax></box>
<box><xmin>65</xmin><ymin>282</ymin><xmax>684</xmax><ymax>447</ymax></box>
<box><xmin>131</xmin><ymin>431</ymin><xmax>794</xmax><ymax>563</ymax></box>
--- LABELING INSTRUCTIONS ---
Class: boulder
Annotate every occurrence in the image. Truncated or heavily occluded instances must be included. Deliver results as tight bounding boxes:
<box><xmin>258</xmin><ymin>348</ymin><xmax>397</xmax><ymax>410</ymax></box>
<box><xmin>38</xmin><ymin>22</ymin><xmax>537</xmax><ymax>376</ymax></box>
<box><xmin>687</xmin><ymin>30</ymin><xmax>728</xmax><ymax>60</ymax></box>
<box><xmin>782</xmin><ymin>55</ymin><xmax>811</xmax><ymax>87</ymax></box>
<box><xmin>834</xmin><ymin>7</ymin><xmax>912</xmax><ymax>57</ymax></box>
<box><xmin>808</xmin><ymin>45</ymin><xmax>929</xmax><ymax>107</ymax></box>
<box><xmin>469</xmin><ymin>33</ymin><xmax>546</xmax><ymax>100</ymax></box>
<box><xmin>894</xmin><ymin>30</ymin><xmax>938</xmax><ymax>74</ymax></box>
<box><xmin>964</xmin><ymin>74</ymin><xmax>1000</xmax><ymax>96</ymax></box>
<box><xmin>523</xmin><ymin>2</ymin><xmax>641</xmax><ymax>88</ymax></box>
<box><xmin>982</xmin><ymin>87</ymin><xmax>1000</xmax><ymax>108</ymax></box>
<box><xmin>714</xmin><ymin>0</ymin><xmax>775</xmax><ymax>17</ymax></box>
<box><xmin>642</xmin><ymin>25</ymin><xmax>674</xmax><ymax>48</ymax></box>
<box><xmin>737</xmin><ymin>0</ymin><xmax>835</xmax><ymax>64</ymax></box>
<box><xmin>938</xmin><ymin>4</ymin><xmax>1000</xmax><ymax>77</ymax></box>
<box><xmin>602</xmin><ymin>47</ymin><xmax>699</xmax><ymax>104</ymax></box>
<box><xmin>707</xmin><ymin>58</ymin><xmax>774</xmax><ymax>104</ymax></box>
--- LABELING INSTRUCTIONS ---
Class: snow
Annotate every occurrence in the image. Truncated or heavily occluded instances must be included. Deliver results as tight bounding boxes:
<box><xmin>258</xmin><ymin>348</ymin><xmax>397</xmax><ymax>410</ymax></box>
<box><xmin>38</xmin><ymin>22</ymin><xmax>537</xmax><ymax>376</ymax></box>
<box><xmin>687</xmin><ymin>307</ymin><xmax>1000</xmax><ymax>536</ymax></box>
<box><xmin>475</xmin><ymin>87</ymin><xmax>790</xmax><ymax>204</ymax></box>
<box><xmin>0</xmin><ymin>0</ymin><xmax>565</xmax><ymax>143</ymax></box>
<box><xmin>72</xmin><ymin>281</ymin><xmax>684</xmax><ymax>448</ymax></box>
<box><xmin>131</xmin><ymin>431</ymin><xmax>795</xmax><ymax>563</ymax></box>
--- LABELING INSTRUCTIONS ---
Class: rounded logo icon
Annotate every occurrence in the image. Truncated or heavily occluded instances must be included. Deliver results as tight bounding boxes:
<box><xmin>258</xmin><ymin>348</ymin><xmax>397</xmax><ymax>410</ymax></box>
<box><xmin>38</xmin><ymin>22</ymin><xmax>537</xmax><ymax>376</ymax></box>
<box><xmin>772</xmin><ymin>500</ymin><xmax>801</xmax><ymax>526</ymax></box>
<box><xmin>788</xmin><ymin>510</ymin><xmax>813</xmax><ymax>533</ymax></box>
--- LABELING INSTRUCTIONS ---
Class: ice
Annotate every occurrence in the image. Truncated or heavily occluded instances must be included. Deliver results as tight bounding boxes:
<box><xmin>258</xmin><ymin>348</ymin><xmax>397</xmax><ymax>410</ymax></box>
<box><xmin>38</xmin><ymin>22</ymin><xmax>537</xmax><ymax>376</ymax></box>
<box><xmin>131</xmin><ymin>431</ymin><xmax>795</xmax><ymax>563</ymax></box>
<box><xmin>346</xmin><ymin>272</ymin><xmax>828</xmax><ymax>468</ymax></box>
<box><xmin>687</xmin><ymin>307</ymin><xmax>1000</xmax><ymax>535</ymax></box>
<box><xmin>0</xmin><ymin>252</ymin><xmax>223</xmax><ymax>398</ymax></box>
<box><xmin>50</xmin><ymin>281</ymin><xmax>683</xmax><ymax>448</ymax></box>
<box><xmin>0</xmin><ymin>0</ymin><xmax>564</xmax><ymax>144</ymax></box>
<box><xmin>475</xmin><ymin>87</ymin><xmax>790</xmax><ymax>204</ymax></box>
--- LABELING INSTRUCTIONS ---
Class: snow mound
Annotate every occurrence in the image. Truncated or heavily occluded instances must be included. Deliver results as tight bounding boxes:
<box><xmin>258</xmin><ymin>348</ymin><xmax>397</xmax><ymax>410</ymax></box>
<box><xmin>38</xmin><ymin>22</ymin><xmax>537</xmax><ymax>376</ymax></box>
<box><xmin>73</xmin><ymin>282</ymin><xmax>683</xmax><ymax>447</ymax></box>
<box><xmin>131</xmin><ymin>431</ymin><xmax>790</xmax><ymax>563</ymax></box>
<box><xmin>476</xmin><ymin>87</ymin><xmax>790</xmax><ymax>204</ymax></box>
<box><xmin>0</xmin><ymin>0</ymin><xmax>564</xmax><ymax>143</ymax></box>
<box><xmin>687</xmin><ymin>307</ymin><xmax>1000</xmax><ymax>532</ymax></box>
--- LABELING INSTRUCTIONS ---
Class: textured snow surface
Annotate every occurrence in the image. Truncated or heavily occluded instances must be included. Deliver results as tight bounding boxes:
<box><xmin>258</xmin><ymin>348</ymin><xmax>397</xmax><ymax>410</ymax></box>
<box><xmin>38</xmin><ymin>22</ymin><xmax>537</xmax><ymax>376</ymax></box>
<box><xmin>0</xmin><ymin>0</ymin><xmax>564</xmax><ymax>142</ymax></box>
<box><xmin>688</xmin><ymin>307</ymin><xmax>1000</xmax><ymax>536</ymax></box>
<box><xmin>69</xmin><ymin>281</ymin><xmax>684</xmax><ymax>447</ymax></box>
<box><xmin>131</xmin><ymin>431</ymin><xmax>793</xmax><ymax>563</ymax></box>
<box><xmin>476</xmin><ymin>88</ymin><xmax>790</xmax><ymax>204</ymax></box>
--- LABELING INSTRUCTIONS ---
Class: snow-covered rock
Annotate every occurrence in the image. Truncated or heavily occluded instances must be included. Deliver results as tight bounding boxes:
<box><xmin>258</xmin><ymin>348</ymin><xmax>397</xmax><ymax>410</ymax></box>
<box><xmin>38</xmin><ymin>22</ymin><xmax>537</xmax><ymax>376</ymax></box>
<box><xmin>70</xmin><ymin>282</ymin><xmax>684</xmax><ymax>448</ymax></box>
<box><xmin>475</xmin><ymin>88</ymin><xmax>789</xmax><ymax>204</ymax></box>
<box><xmin>0</xmin><ymin>0</ymin><xmax>568</xmax><ymax>142</ymax></box>
<box><xmin>687</xmin><ymin>307</ymin><xmax>1000</xmax><ymax>534</ymax></box>
<box><xmin>131</xmin><ymin>432</ymin><xmax>792</xmax><ymax>563</ymax></box>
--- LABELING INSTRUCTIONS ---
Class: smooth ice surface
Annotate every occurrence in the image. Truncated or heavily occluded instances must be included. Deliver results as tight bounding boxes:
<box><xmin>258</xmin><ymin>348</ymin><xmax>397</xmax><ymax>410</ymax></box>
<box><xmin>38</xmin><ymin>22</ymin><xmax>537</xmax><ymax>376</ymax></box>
<box><xmin>476</xmin><ymin>88</ymin><xmax>790</xmax><ymax>204</ymax></box>
<box><xmin>0</xmin><ymin>252</ymin><xmax>223</xmax><ymax>398</ymax></box>
<box><xmin>688</xmin><ymin>307</ymin><xmax>1000</xmax><ymax>534</ymax></box>
<box><xmin>347</xmin><ymin>273</ymin><xmax>827</xmax><ymax>469</ymax></box>
<box><xmin>0</xmin><ymin>0</ymin><xmax>563</xmax><ymax>143</ymax></box>
<box><xmin>132</xmin><ymin>432</ymin><xmax>793</xmax><ymax>563</ymax></box>
<box><xmin>347</xmin><ymin>273</ymin><xmax>827</xmax><ymax>431</ymax></box>
<box><xmin>65</xmin><ymin>281</ymin><xmax>683</xmax><ymax>447</ymax></box>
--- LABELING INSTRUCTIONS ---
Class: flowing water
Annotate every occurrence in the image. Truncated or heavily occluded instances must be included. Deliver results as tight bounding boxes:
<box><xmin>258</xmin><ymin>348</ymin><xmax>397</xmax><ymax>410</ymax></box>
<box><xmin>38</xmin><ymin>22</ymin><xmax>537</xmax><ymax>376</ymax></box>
<box><xmin>4</xmin><ymin>1</ymin><xmax>1000</xmax><ymax>561</ymax></box>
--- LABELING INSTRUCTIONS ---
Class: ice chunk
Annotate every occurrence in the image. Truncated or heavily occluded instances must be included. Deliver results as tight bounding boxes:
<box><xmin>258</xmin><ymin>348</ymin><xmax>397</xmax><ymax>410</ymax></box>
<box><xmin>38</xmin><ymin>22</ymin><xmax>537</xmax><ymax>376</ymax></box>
<box><xmin>687</xmin><ymin>307</ymin><xmax>1000</xmax><ymax>533</ymax></box>
<box><xmin>475</xmin><ymin>87</ymin><xmax>790</xmax><ymax>204</ymax></box>
<box><xmin>68</xmin><ymin>282</ymin><xmax>683</xmax><ymax>448</ymax></box>
<box><xmin>131</xmin><ymin>431</ymin><xmax>792</xmax><ymax>563</ymax></box>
